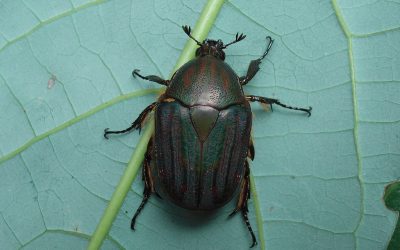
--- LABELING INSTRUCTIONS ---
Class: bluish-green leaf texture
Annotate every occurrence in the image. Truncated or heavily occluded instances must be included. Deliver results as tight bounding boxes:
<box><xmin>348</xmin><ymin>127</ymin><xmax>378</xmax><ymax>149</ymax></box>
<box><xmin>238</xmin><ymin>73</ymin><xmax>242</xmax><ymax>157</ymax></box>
<box><xmin>1</xmin><ymin>0</ymin><xmax>399</xmax><ymax>249</ymax></box>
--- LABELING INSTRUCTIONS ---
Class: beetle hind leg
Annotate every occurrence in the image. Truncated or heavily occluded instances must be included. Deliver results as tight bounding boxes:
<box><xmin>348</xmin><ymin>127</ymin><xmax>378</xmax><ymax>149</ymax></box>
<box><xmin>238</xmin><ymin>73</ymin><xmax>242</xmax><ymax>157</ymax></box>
<box><xmin>131</xmin><ymin>140</ymin><xmax>155</xmax><ymax>230</ymax></box>
<box><xmin>104</xmin><ymin>102</ymin><xmax>157</xmax><ymax>139</ymax></box>
<box><xmin>133</xmin><ymin>69</ymin><xmax>169</xmax><ymax>86</ymax></box>
<box><xmin>229</xmin><ymin>161</ymin><xmax>257</xmax><ymax>248</ymax></box>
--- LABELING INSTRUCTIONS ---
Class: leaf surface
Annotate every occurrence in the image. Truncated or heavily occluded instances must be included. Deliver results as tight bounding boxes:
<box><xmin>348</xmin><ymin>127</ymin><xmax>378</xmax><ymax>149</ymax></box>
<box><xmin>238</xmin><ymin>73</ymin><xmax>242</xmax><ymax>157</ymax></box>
<box><xmin>0</xmin><ymin>0</ymin><xmax>399</xmax><ymax>249</ymax></box>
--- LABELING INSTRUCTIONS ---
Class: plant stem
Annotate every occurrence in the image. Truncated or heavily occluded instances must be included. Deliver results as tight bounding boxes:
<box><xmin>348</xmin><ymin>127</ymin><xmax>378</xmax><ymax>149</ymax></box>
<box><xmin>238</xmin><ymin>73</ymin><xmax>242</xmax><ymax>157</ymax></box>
<box><xmin>87</xmin><ymin>117</ymin><xmax>154</xmax><ymax>250</ymax></box>
<box><xmin>87</xmin><ymin>0</ymin><xmax>225</xmax><ymax>249</ymax></box>
<box><xmin>250</xmin><ymin>173</ymin><xmax>266</xmax><ymax>250</ymax></box>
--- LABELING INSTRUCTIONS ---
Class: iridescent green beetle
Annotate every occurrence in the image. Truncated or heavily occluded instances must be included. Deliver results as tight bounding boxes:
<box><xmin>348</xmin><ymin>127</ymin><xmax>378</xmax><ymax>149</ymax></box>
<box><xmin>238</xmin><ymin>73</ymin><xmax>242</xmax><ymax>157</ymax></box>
<box><xmin>104</xmin><ymin>25</ymin><xmax>311</xmax><ymax>247</ymax></box>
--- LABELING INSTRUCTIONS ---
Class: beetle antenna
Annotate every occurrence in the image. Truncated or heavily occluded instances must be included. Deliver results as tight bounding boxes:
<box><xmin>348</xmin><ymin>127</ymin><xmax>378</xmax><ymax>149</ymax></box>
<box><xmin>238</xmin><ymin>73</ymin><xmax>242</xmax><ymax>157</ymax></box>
<box><xmin>182</xmin><ymin>25</ymin><xmax>202</xmax><ymax>46</ymax></box>
<box><xmin>222</xmin><ymin>33</ymin><xmax>246</xmax><ymax>49</ymax></box>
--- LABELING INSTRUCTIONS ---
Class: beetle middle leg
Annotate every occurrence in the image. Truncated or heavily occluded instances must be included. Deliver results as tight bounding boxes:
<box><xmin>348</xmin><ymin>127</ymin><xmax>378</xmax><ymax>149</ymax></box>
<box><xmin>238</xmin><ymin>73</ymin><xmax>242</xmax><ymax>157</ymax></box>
<box><xmin>246</xmin><ymin>95</ymin><xmax>312</xmax><ymax>116</ymax></box>
<box><xmin>131</xmin><ymin>140</ymin><xmax>155</xmax><ymax>230</ymax></box>
<box><xmin>104</xmin><ymin>102</ymin><xmax>157</xmax><ymax>139</ymax></box>
<box><xmin>229</xmin><ymin>161</ymin><xmax>257</xmax><ymax>248</ymax></box>
<box><xmin>133</xmin><ymin>69</ymin><xmax>169</xmax><ymax>86</ymax></box>
<box><xmin>240</xmin><ymin>36</ymin><xmax>274</xmax><ymax>85</ymax></box>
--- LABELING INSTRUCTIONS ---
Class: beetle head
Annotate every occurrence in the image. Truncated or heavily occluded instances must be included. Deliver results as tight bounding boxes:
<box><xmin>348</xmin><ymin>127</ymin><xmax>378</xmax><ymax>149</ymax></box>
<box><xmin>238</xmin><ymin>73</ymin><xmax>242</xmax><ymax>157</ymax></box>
<box><xmin>195</xmin><ymin>39</ymin><xmax>226</xmax><ymax>60</ymax></box>
<box><xmin>182</xmin><ymin>25</ymin><xmax>246</xmax><ymax>61</ymax></box>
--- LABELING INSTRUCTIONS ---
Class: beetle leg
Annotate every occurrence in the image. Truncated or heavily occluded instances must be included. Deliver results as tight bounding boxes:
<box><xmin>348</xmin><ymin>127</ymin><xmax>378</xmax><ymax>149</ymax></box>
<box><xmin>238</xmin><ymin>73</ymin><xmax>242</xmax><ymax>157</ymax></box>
<box><xmin>229</xmin><ymin>161</ymin><xmax>257</xmax><ymax>248</ymax></box>
<box><xmin>104</xmin><ymin>102</ymin><xmax>158</xmax><ymax>139</ymax></box>
<box><xmin>246</xmin><ymin>95</ymin><xmax>312</xmax><ymax>116</ymax></box>
<box><xmin>131</xmin><ymin>140</ymin><xmax>154</xmax><ymax>230</ymax></box>
<box><xmin>133</xmin><ymin>69</ymin><xmax>169</xmax><ymax>86</ymax></box>
<box><xmin>248</xmin><ymin>138</ymin><xmax>255</xmax><ymax>161</ymax></box>
<box><xmin>240</xmin><ymin>36</ymin><xmax>274</xmax><ymax>85</ymax></box>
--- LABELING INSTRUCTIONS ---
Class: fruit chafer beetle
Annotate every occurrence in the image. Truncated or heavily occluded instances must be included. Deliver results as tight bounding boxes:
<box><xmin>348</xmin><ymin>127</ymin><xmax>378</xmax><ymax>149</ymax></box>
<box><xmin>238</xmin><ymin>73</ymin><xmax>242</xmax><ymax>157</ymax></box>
<box><xmin>104</xmin><ymin>25</ymin><xmax>312</xmax><ymax>247</ymax></box>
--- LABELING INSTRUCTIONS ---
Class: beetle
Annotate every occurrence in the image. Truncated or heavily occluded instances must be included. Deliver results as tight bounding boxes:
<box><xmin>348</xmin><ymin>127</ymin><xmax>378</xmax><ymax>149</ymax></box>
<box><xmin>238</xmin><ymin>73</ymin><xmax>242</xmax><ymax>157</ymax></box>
<box><xmin>104</xmin><ymin>25</ymin><xmax>312</xmax><ymax>247</ymax></box>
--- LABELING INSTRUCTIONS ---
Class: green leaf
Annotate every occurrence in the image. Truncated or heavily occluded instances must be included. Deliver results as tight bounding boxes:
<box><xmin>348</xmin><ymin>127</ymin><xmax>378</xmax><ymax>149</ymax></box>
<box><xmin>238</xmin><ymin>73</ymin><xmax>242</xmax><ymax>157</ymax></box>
<box><xmin>384</xmin><ymin>182</ymin><xmax>400</xmax><ymax>250</ymax></box>
<box><xmin>1</xmin><ymin>0</ymin><xmax>399</xmax><ymax>249</ymax></box>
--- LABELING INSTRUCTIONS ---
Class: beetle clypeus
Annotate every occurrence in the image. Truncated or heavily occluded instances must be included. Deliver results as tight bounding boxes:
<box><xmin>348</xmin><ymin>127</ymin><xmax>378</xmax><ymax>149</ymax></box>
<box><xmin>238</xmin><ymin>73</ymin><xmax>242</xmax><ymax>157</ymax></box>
<box><xmin>104</xmin><ymin>25</ymin><xmax>312</xmax><ymax>248</ymax></box>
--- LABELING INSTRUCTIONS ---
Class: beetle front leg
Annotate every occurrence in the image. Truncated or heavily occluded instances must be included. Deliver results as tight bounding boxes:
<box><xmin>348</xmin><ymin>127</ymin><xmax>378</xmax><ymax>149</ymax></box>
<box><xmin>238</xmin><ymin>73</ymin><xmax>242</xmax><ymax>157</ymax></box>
<box><xmin>229</xmin><ymin>161</ymin><xmax>257</xmax><ymax>248</ymax></box>
<box><xmin>104</xmin><ymin>102</ymin><xmax>158</xmax><ymax>139</ymax></box>
<box><xmin>246</xmin><ymin>95</ymin><xmax>312</xmax><ymax>116</ymax></box>
<box><xmin>133</xmin><ymin>69</ymin><xmax>169</xmax><ymax>86</ymax></box>
<box><xmin>131</xmin><ymin>140</ymin><xmax>154</xmax><ymax>230</ymax></box>
<box><xmin>240</xmin><ymin>36</ymin><xmax>274</xmax><ymax>85</ymax></box>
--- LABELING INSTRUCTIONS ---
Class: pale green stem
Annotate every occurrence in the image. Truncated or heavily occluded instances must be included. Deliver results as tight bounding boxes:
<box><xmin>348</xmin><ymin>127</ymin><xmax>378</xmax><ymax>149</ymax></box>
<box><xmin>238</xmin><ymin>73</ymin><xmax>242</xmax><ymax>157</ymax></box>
<box><xmin>87</xmin><ymin>0</ymin><xmax>225</xmax><ymax>249</ymax></box>
<box><xmin>250</xmin><ymin>173</ymin><xmax>266</xmax><ymax>250</ymax></box>
<box><xmin>87</xmin><ymin>117</ymin><xmax>154</xmax><ymax>250</ymax></box>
